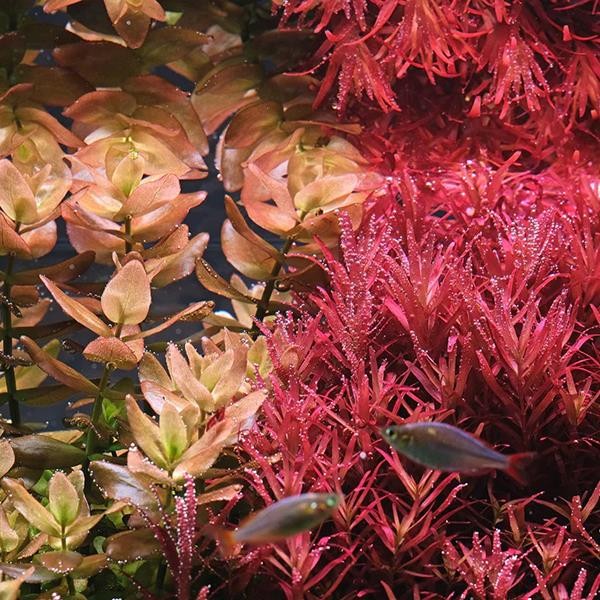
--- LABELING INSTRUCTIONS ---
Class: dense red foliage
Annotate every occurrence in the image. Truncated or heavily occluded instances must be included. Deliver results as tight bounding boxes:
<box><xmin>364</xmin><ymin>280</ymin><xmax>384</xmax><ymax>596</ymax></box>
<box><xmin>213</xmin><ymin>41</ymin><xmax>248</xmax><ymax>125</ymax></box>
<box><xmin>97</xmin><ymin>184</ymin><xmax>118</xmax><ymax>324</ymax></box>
<box><xmin>220</xmin><ymin>3</ymin><xmax>600</xmax><ymax>597</ymax></box>
<box><xmin>234</xmin><ymin>165</ymin><xmax>600</xmax><ymax>597</ymax></box>
<box><xmin>222</xmin><ymin>2</ymin><xmax>600</xmax><ymax>587</ymax></box>
<box><xmin>279</xmin><ymin>0</ymin><xmax>599</xmax><ymax>168</ymax></box>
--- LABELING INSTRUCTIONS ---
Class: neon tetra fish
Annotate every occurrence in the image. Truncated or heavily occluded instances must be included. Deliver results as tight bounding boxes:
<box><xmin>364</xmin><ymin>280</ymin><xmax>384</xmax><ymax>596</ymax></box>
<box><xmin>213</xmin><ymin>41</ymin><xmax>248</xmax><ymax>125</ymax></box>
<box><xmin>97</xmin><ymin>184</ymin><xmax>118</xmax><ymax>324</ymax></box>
<box><xmin>216</xmin><ymin>493</ymin><xmax>341</xmax><ymax>556</ymax></box>
<box><xmin>381</xmin><ymin>422</ymin><xmax>534</xmax><ymax>484</ymax></box>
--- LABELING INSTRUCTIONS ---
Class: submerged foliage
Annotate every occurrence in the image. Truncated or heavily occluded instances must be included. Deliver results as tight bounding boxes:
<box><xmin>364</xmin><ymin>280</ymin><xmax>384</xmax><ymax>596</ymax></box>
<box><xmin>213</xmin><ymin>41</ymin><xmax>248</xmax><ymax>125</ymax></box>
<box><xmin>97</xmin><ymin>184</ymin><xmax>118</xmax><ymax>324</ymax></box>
<box><xmin>0</xmin><ymin>0</ymin><xmax>598</xmax><ymax>598</ymax></box>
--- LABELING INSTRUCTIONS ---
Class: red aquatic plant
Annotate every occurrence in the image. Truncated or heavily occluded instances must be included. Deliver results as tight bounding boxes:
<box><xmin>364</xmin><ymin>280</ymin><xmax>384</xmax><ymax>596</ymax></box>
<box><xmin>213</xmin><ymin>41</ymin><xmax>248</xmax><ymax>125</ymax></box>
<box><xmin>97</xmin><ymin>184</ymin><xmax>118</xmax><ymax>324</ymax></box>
<box><xmin>238</xmin><ymin>155</ymin><xmax>600</xmax><ymax>596</ymax></box>
<box><xmin>278</xmin><ymin>0</ymin><xmax>599</xmax><ymax>167</ymax></box>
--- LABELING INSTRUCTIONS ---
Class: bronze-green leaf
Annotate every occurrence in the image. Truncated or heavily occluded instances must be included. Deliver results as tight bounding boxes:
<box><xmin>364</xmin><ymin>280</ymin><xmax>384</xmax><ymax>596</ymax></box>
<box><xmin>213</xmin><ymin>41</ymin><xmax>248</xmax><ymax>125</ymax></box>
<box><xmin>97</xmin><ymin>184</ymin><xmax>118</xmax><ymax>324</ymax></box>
<box><xmin>101</xmin><ymin>260</ymin><xmax>151</xmax><ymax>325</ymax></box>
<box><xmin>36</xmin><ymin>550</ymin><xmax>82</xmax><ymax>575</ymax></box>
<box><xmin>83</xmin><ymin>336</ymin><xmax>138</xmax><ymax>370</ymax></box>
<box><xmin>70</xmin><ymin>553</ymin><xmax>109</xmax><ymax>578</ymax></box>
<box><xmin>105</xmin><ymin>528</ymin><xmax>160</xmax><ymax>562</ymax></box>
<box><xmin>0</xmin><ymin>479</ymin><xmax>61</xmax><ymax>538</ymax></box>
<box><xmin>125</xmin><ymin>396</ymin><xmax>165</xmax><ymax>467</ymax></box>
<box><xmin>20</xmin><ymin>336</ymin><xmax>99</xmax><ymax>394</ymax></box>
<box><xmin>195</xmin><ymin>258</ymin><xmax>258</xmax><ymax>303</ymax></box>
<box><xmin>40</xmin><ymin>276</ymin><xmax>111</xmax><ymax>336</ymax></box>
<box><xmin>47</xmin><ymin>473</ymin><xmax>80</xmax><ymax>527</ymax></box>
<box><xmin>12</xmin><ymin>252</ymin><xmax>95</xmax><ymax>285</ymax></box>
<box><xmin>0</xmin><ymin>439</ymin><xmax>14</xmax><ymax>478</ymax></box>
<box><xmin>159</xmin><ymin>402</ymin><xmax>188</xmax><ymax>465</ymax></box>
<box><xmin>0</xmin><ymin>563</ymin><xmax>57</xmax><ymax>583</ymax></box>
<box><xmin>10</xmin><ymin>435</ymin><xmax>86</xmax><ymax>469</ymax></box>
<box><xmin>89</xmin><ymin>461</ymin><xmax>156</xmax><ymax>508</ymax></box>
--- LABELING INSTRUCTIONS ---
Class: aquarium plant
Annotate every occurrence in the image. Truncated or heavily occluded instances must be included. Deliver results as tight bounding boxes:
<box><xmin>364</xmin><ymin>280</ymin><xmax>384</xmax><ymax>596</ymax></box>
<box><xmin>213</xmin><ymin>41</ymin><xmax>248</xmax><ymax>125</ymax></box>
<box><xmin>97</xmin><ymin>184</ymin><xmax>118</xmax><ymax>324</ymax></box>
<box><xmin>0</xmin><ymin>0</ymin><xmax>598</xmax><ymax>598</ymax></box>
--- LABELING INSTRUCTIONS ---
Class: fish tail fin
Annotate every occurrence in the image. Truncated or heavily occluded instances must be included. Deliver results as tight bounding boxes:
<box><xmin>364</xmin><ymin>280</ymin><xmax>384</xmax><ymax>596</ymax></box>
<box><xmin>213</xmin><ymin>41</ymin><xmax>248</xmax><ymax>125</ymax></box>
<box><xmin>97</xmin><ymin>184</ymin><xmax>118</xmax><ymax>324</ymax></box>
<box><xmin>505</xmin><ymin>453</ymin><xmax>536</xmax><ymax>485</ymax></box>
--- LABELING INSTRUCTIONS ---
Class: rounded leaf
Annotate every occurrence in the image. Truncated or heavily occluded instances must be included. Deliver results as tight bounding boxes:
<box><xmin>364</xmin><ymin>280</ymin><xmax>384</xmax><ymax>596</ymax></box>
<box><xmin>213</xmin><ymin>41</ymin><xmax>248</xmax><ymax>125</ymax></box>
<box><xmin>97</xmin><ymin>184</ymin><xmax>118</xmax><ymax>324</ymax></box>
<box><xmin>105</xmin><ymin>528</ymin><xmax>160</xmax><ymax>562</ymax></box>
<box><xmin>0</xmin><ymin>439</ymin><xmax>15</xmax><ymax>478</ymax></box>
<box><xmin>10</xmin><ymin>434</ymin><xmax>86</xmax><ymax>469</ymax></box>
<box><xmin>0</xmin><ymin>160</ymin><xmax>37</xmax><ymax>224</ymax></box>
<box><xmin>48</xmin><ymin>473</ymin><xmax>80</xmax><ymax>527</ymax></box>
<box><xmin>89</xmin><ymin>461</ymin><xmax>156</xmax><ymax>508</ymax></box>
<box><xmin>101</xmin><ymin>260</ymin><xmax>151</xmax><ymax>325</ymax></box>
<box><xmin>37</xmin><ymin>550</ymin><xmax>82</xmax><ymax>575</ymax></box>
<box><xmin>83</xmin><ymin>336</ymin><xmax>139</xmax><ymax>370</ymax></box>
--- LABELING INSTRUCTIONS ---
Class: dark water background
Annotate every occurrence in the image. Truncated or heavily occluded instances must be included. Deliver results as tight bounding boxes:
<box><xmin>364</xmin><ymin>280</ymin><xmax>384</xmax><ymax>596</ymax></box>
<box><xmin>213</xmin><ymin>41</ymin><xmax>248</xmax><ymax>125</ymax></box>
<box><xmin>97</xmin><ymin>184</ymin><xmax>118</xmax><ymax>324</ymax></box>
<box><xmin>0</xmin><ymin>6</ymin><xmax>261</xmax><ymax>428</ymax></box>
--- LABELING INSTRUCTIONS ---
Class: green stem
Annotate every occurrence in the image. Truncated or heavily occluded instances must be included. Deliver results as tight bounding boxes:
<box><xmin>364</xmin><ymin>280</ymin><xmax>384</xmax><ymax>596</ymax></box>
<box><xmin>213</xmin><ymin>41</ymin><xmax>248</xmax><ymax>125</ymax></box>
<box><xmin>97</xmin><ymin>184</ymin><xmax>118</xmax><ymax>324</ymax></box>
<box><xmin>154</xmin><ymin>480</ymin><xmax>178</xmax><ymax>594</ymax></box>
<box><xmin>2</xmin><ymin>252</ymin><xmax>21</xmax><ymax>426</ymax></box>
<box><xmin>154</xmin><ymin>483</ymin><xmax>172</xmax><ymax>595</ymax></box>
<box><xmin>156</xmin><ymin>559</ymin><xmax>168</xmax><ymax>595</ymax></box>
<box><xmin>61</xmin><ymin>532</ymin><xmax>76</xmax><ymax>596</ymax></box>
<box><xmin>85</xmin><ymin>364</ymin><xmax>112</xmax><ymax>458</ymax></box>
<box><xmin>85</xmin><ymin>320</ymin><xmax>123</xmax><ymax>459</ymax></box>
<box><xmin>251</xmin><ymin>237</ymin><xmax>293</xmax><ymax>337</ymax></box>
<box><xmin>164</xmin><ymin>484</ymin><xmax>174</xmax><ymax>511</ymax></box>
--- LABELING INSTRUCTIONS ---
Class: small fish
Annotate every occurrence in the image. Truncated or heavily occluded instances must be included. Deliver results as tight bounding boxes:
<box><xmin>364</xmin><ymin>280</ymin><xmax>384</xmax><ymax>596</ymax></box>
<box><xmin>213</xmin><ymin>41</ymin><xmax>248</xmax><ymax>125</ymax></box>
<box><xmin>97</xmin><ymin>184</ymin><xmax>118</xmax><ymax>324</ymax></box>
<box><xmin>63</xmin><ymin>413</ymin><xmax>93</xmax><ymax>431</ymax></box>
<box><xmin>0</xmin><ymin>352</ymin><xmax>32</xmax><ymax>367</ymax></box>
<box><xmin>216</xmin><ymin>493</ymin><xmax>341</xmax><ymax>556</ymax></box>
<box><xmin>381</xmin><ymin>422</ymin><xmax>534</xmax><ymax>484</ymax></box>
<box><xmin>0</xmin><ymin>294</ymin><xmax>22</xmax><ymax>318</ymax></box>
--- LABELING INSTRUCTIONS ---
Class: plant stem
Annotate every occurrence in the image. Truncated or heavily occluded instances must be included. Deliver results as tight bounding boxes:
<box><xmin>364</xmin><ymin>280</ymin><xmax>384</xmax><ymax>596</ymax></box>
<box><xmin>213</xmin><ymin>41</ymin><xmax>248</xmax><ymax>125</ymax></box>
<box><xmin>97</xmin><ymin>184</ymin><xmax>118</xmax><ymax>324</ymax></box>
<box><xmin>154</xmin><ymin>482</ymin><xmax>179</xmax><ymax>595</ymax></box>
<box><xmin>251</xmin><ymin>237</ymin><xmax>293</xmax><ymax>337</ymax></box>
<box><xmin>85</xmin><ymin>364</ymin><xmax>112</xmax><ymax>458</ymax></box>
<box><xmin>61</xmin><ymin>532</ymin><xmax>76</xmax><ymax>595</ymax></box>
<box><xmin>85</xmin><ymin>319</ymin><xmax>123</xmax><ymax>459</ymax></box>
<box><xmin>66</xmin><ymin>575</ymin><xmax>76</xmax><ymax>596</ymax></box>
<box><xmin>155</xmin><ymin>481</ymin><xmax>170</xmax><ymax>592</ymax></box>
<box><xmin>2</xmin><ymin>252</ymin><xmax>21</xmax><ymax>425</ymax></box>
<box><xmin>156</xmin><ymin>559</ymin><xmax>168</xmax><ymax>596</ymax></box>
<box><xmin>124</xmin><ymin>216</ymin><xmax>132</xmax><ymax>253</ymax></box>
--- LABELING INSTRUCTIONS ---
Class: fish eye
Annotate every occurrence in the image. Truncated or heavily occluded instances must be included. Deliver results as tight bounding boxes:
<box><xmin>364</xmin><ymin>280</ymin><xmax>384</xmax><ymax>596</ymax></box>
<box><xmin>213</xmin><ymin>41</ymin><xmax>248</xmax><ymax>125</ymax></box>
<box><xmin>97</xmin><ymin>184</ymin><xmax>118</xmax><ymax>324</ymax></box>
<box><xmin>325</xmin><ymin>496</ymin><xmax>337</xmax><ymax>508</ymax></box>
<box><xmin>384</xmin><ymin>427</ymin><xmax>397</xmax><ymax>440</ymax></box>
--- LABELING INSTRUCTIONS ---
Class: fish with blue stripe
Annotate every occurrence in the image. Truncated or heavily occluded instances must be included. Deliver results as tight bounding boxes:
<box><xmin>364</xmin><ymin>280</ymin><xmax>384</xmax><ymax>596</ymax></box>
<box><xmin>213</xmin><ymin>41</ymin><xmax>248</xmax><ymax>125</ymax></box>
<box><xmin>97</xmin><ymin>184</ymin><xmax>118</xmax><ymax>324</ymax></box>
<box><xmin>381</xmin><ymin>422</ymin><xmax>534</xmax><ymax>484</ymax></box>
<box><xmin>215</xmin><ymin>492</ymin><xmax>341</xmax><ymax>555</ymax></box>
